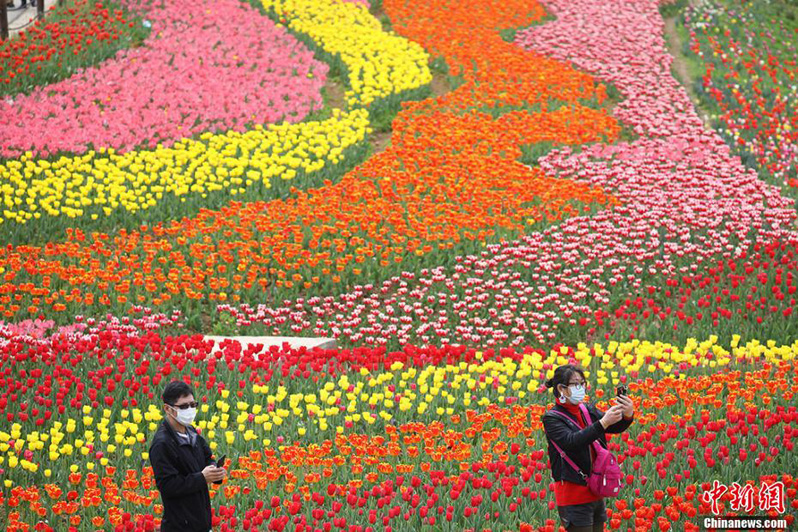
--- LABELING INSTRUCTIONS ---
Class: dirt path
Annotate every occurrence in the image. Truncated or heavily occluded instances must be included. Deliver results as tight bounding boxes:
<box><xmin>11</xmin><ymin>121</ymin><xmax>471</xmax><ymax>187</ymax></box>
<box><xmin>662</xmin><ymin>9</ymin><xmax>713</xmax><ymax>129</ymax></box>
<box><xmin>324</xmin><ymin>78</ymin><xmax>346</xmax><ymax>111</ymax></box>
<box><xmin>430</xmin><ymin>69</ymin><xmax>452</xmax><ymax>98</ymax></box>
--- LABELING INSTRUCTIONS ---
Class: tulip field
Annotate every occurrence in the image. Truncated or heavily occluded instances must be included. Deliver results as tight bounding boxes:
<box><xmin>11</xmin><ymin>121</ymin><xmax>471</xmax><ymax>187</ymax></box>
<box><xmin>678</xmin><ymin>0</ymin><xmax>798</xmax><ymax>193</ymax></box>
<box><xmin>1</xmin><ymin>0</ymin><xmax>797</xmax><ymax>529</ymax></box>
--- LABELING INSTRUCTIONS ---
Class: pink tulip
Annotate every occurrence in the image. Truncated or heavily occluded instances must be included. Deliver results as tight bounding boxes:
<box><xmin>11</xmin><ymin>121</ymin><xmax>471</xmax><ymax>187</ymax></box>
<box><xmin>0</xmin><ymin>0</ymin><xmax>326</xmax><ymax>158</ymax></box>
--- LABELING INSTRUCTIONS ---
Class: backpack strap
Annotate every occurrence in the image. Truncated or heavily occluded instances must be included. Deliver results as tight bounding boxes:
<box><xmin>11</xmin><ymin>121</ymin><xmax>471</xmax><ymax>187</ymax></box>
<box><xmin>578</xmin><ymin>403</ymin><xmax>593</xmax><ymax>424</ymax></box>
<box><xmin>548</xmin><ymin>409</ymin><xmax>588</xmax><ymax>480</ymax></box>
<box><xmin>577</xmin><ymin>404</ymin><xmax>605</xmax><ymax>453</ymax></box>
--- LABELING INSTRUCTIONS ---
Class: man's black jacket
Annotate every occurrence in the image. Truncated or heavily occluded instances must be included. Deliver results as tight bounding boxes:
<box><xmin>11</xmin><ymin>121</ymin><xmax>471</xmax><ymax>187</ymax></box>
<box><xmin>542</xmin><ymin>402</ymin><xmax>633</xmax><ymax>486</ymax></box>
<box><xmin>149</xmin><ymin>420</ymin><xmax>217</xmax><ymax>532</ymax></box>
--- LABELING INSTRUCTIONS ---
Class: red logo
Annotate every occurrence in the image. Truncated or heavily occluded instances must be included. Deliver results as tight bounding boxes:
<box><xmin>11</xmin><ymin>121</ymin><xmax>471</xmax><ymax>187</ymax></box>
<box><xmin>701</xmin><ymin>480</ymin><xmax>785</xmax><ymax>515</ymax></box>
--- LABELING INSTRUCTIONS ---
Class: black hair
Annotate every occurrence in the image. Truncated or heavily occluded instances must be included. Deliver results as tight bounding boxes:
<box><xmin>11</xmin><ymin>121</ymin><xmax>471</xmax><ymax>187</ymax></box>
<box><xmin>544</xmin><ymin>364</ymin><xmax>586</xmax><ymax>401</ymax></box>
<box><xmin>162</xmin><ymin>381</ymin><xmax>194</xmax><ymax>406</ymax></box>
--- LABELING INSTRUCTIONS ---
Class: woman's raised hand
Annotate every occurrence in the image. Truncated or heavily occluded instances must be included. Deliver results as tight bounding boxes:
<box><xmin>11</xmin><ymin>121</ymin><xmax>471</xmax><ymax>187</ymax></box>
<box><xmin>600</xmin><ymin>405</ymin><xmax>624</xmax><ymax>429</ymax></box>
<box><xmin>615</xmin><ymin>395</ymin><xmax>634</xmax><ymax>418</ymax></box>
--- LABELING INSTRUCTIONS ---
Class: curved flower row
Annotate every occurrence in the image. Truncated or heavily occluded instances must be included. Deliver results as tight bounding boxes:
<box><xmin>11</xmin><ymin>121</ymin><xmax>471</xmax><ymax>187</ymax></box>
<box><xmin>211</xmin><ymin>0</ymin><xmax>798</xmax><ymax>350</ymax></box>
<box><xmin>258</xmin><ymin>0</ymin><xmax>432</xmax><ymax>107</ymax></box>
<box><xmin>0</xmin><ymin>107</ymin><xmax>369</xmax><ymax>222</ymax></box>
<box><xmin>0</xmin><ymin>104</ymin><xmax>616</xmax><ymax>321</ymax></box>
<box><xmin>0</xmin><ymin>0</ymin><xmax>619</xmax><ymax>324</ymax></box>
<box><xmin>0</xmin><ymin>330</ymin><xmax>796</xmax><ymax>530</ymax></box>
<box><xmin>0</xmin><ymin>0</ymin><xmax>433</xmax><ymax>238</ymax></box>
<box><xmin>0</xmin><ymin>0</ymin><xmax>147</xmax><ymax>97</ymax></box>
<box><xmin>220</xmin><ymin>233</ymin><xmax>798</xmax><ymax>348</ymax></box>
<box><xmin>0</xmin><ymin>0</ymin><xmax>327</xmax><ymax>159</ymax></box>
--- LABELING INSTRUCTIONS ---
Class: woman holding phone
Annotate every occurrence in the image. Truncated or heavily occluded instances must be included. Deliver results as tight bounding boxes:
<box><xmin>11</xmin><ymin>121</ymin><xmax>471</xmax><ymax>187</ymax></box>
<box><xmin>543</xmin><ymin>364</ymin><xmax>635</xmax><ymax>532</ymax></box>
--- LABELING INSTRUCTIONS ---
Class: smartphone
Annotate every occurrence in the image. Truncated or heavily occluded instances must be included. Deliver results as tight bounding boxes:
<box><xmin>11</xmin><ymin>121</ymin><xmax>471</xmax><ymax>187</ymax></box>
<box><xmin>213</xmin><ymin>455</ymin><xmax>226</xmax><ymax>485</ymax></box>
<box><xmin>616</xmin><ymin>385</ymin><xmax>627</xmax><ymax>397</ymax></box>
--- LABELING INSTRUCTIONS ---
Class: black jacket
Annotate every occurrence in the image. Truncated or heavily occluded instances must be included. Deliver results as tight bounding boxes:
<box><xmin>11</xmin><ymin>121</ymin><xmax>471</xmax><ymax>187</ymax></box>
<box><xmin>149</xmin><ymin>420</ymin><xmax>217</xmax><ymax>532</ymax></box>
<box><xmin>542</xmin><ymin>402</ymin><xmax>633</xmax><ymax>486</ymax></box>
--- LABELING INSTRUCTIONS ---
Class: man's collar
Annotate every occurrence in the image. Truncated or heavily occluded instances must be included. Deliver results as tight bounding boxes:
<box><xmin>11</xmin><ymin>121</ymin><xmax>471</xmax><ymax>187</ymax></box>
<box><xmin>163</xmin><ymin>419</ymin><xmax>197</xmax><ymax>446</ymax></box>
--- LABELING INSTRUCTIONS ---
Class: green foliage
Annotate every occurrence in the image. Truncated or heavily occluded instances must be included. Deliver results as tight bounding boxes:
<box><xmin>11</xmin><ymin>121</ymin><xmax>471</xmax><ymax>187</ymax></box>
<box><xmin>428</xmin><ymin>56</ymin><xmax>449</xmax><ymax>75</ymax></box>
<box><xmin>499</xmin><ymin>27</ymin><xmax>520</xmax><ymax>43</ymax></box>
<box><xmin>600</xmin><ymin>80</ymin><xmax>624</xmax><ymax>107</ymax></box>
<box><xmin>498</xmin><ymin>13</ymin><xmax>556</xmax><ymax>43</ymax></box>
<box><xmin>518</xmin><ymin>141</ymin><xmax>557</xmax><ymax>167</ymax></box>
<box><xmin>368</xmin><ymin>85</ymin><xmax>433</xmax><ymax>132</ymax></box>
<box><xmin>658</xmin><ymin>0</ymin><xmax>688</xmax><ymax>19</ymax></box>
<box><xmin>209</xmin><ymin>311</ymin><xmax>241</xmax><ymax>336</ymax></box>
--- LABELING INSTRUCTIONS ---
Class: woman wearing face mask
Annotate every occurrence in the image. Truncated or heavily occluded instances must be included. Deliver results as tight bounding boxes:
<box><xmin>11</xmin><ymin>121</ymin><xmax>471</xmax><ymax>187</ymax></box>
<box><xmin>149</xmin><ymin>381</ymin><xmax>227</xmax><ymax>532</ymax></box>
<box><xmin>543</xmin><ymin>364</ymin><xmax>634</xmax><ymax>532</ymax></box>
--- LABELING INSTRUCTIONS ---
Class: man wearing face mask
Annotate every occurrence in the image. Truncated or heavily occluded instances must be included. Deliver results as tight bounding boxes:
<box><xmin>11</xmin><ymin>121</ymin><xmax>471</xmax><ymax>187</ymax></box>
<box><xmin>149</xmin><ymin>381</ymin><xmax>226</xmax><ymax>532</ymax></box>
<box><xmin>542</xmin><ymin>364</ymin><xmax>634</xmax><ymax>532</ymax></box>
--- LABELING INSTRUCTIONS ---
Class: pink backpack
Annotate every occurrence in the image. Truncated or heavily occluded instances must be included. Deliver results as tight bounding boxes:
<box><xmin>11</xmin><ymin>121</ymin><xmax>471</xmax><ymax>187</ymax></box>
<box><xmin>549</xmin><ymin>404</ymin><xmax>623</xmax><ymax>497</ymax></box>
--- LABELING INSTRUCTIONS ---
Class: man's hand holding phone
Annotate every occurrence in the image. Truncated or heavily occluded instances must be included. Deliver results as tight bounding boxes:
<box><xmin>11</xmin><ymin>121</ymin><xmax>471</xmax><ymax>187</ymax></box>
<box><xmin>202</xmin><ymin>454</ymin><xmax>228</xmax><ymax>485</ymax></box>
<box><xmin>201</xmin><ymin>465</ymin><xmax>225</xmax><ymax>484</ymax></box>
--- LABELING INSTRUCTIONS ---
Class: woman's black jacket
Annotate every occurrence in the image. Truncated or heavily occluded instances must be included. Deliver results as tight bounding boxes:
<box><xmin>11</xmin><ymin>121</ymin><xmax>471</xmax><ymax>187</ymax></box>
<box><xmin>149</xmin><ymin>420</ymin><xmax>217</xmax><ymax>532</ymax></box>
<box><xmin>542</xmin><ymin>402</ymin><xmax>633</xmax><ymax>486</ymax></box>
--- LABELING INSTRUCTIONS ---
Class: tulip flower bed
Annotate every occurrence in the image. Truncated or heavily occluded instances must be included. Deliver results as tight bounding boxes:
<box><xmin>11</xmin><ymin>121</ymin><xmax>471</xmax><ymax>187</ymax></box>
<box><xmin>0</xmin><ymin>328</ymin><xmax>796</xmax><ymax>531</ymax></box>
<box><xmin>217</xmin><ymin>234</ymin><xmax>798</xmax><ymax>349</ymax></box>
<box><xmin>0</xmin><ymin>0</ymin><xmax>147</xmax><ymax>98</ymax></box>
<box><xmin>0</xmin><ymin>0</ymin><xmax>620</xmax><ymax>325</ymax></box>
<box><xmin>596</xmin><ymin>237</ymin><xmax>798</xmax><ymax>346</ymax></box>
<box><xmin>0</xmin><ymin>0</ymin><xmax>328</xmax><ymax>160</ymax></box>
<box><xmin>206</xmin><ymin>0</ymin><xmax>798</xmax><ymax>350</ymax></box>
<box><xmin>250</xmin><ymin>0</ymin><xmax>432</xmax><ymax>109</ymax></box>
<box><xmin>0</xmin><ymin>108</ymin><xmax>372</xmax><ymax>240</ymax></box>
<box><xmin>678</xmin><ymin>0</ymin><xmax>798</xmax><ymax>192</ymax></box>
<box><xmin>0</xmin><ymin>0</ymin><xmax>436</xmax><ymax>242</ymax></box>
<box><xmin>2</xmin><ymin>0</ymin><xmax>798</xmax><ymax>529</ymax></box>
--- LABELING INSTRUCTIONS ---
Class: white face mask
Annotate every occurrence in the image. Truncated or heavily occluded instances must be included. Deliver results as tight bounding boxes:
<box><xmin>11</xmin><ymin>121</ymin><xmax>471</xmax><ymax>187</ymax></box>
<box><xmin>567</xmin><ymin>384</ymin><xmax>586</xmax><ymax>404</ymax></box>
<box><xmin>170</xmin><ymin>406</ymin><xmax>197</xmax><ymax>427</ymax></box>
<box><xmin>560</xmin><ymin>384</ymin><xmax>586</xmax><ymax>405</ymax></box>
